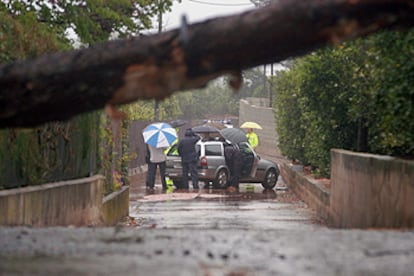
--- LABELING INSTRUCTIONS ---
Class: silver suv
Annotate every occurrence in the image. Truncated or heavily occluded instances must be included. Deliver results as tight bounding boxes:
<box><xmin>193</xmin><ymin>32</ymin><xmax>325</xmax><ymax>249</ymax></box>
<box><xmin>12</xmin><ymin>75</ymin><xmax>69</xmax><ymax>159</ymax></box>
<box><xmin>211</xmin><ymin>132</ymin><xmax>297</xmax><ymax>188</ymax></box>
<box><xmin>165</xmin><ymin>140</ymin><xmax>279</xmax><ymax>189</ymax></box>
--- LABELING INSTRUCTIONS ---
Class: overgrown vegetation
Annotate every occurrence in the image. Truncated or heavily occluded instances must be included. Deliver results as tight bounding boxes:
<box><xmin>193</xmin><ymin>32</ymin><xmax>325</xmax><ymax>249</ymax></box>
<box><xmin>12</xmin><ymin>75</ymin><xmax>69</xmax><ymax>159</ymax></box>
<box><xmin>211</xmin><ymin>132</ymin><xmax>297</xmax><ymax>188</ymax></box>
<box><xmin>273</xmin><ymin>30</ymin><xmax>414</xmax><ymax>177</ymax></box>
<box><xmin>0</xmin><ymin>0</ymin><xmax>177</xmax><ymax>190</ymax></box>
<box><xmin>176</xmin><ymin>69</ymin><xmax>268</xmax><ymax>120</ymax></box>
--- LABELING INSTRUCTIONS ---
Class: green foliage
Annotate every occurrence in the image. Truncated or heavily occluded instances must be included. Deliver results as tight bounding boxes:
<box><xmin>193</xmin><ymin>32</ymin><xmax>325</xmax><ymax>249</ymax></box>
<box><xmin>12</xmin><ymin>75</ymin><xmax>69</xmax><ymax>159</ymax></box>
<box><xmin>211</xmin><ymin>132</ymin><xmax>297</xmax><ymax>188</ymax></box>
<box><xmin>0</xmin><ymin>6</ymin><xmax>101</xmax><ymax>189</ymax></box>
<box><xmin>0</xmin><ymin>114</ymin><xmax>101</xmax><ymax>189</ymax></box>
<box><xmin>124</xmin><ymin>101</ymin><xmax>156</xmax><ymax>121</ymax></box>
<box><xmin>174</xmin><ymin>69</ymin><xmax>267</xmax><ymax>120</ymax></box>
<box><xmin>1</xmin><ymin>0</ymin><xmax>176</xmax><ymax>45</ymax></box>
<box><xmin>273</xmin><ymin>69</ymin><xmax>306</xmax><ymax>163</ymax></box>
<box><xmin>158</xmin><ymin>95</ymin><xmax>183</xmax><ymax>121</ymax></box>
<box><xmin>0</xmin><ymin>1</ymin><xmax>179</xmax><ymax>189</ymax></box>
<box><xmin>273</xmin><ymin>30</ymin><xmax>414</xmax><ymax>177</ymax></box>
<box><xmin>369</xmin><ymin>31</ymin><xmax>414</xmax><ymax>156</ymax></box>
<box><xmin>175</xmin><ymin>78</ymin><xmax>240</xmax><ymax>120</ymax></box>
<box><xmin>299</xmin><ymin>48</ymin><xmax>359</xmax><ymax>175</ymax></box>
<box><xmin>122</xmin><ymin>96</ymin><xmax>183</xmax><ymax>122</ymax></box>
<box><xmin>100</xmin><ymin>113</ymin><xmax>131</xmax><ymax>194</ymax></box>
<box><xmin>239</xmin><ymin>68</ymin><xmax>269</xmax><ymax>99</ymax></box>
<box><xmin>0</xmin><ymin>10</ymin><xmax>68</xmax><ymax>62</ymax></box>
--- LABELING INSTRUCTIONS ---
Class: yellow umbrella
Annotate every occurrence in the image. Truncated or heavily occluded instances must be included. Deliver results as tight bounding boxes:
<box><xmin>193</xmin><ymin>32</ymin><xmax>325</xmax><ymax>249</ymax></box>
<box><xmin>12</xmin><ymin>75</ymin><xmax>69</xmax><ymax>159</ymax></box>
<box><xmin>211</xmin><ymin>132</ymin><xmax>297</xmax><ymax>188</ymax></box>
<box><xmin>240</xmin><ymin>121</ymin><xmax>262</xmax><ymax>129</ymax></box>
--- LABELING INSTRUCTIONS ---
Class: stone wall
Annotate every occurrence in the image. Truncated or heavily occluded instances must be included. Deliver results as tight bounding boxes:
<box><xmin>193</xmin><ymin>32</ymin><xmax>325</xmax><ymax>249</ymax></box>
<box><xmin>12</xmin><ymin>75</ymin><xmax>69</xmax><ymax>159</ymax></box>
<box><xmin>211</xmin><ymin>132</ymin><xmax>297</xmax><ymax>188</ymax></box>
<box><xmin>0</xmin><ymin>176</ymin><xmax>111</xmax><ymax>227</ymax></box>
<box><xmin>329</xmin><ymin>149</ymin><xmax>414</xmax><ymax>228</ymax></box>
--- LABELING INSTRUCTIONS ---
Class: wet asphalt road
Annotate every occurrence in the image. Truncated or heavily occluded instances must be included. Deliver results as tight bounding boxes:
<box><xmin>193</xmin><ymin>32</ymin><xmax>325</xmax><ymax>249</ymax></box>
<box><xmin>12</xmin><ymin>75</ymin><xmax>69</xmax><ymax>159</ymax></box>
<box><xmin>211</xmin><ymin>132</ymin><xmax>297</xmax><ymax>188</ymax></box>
<box><xmin>128</xmin><ymin>181</ymin><xmax>322</xmax><ymax>231</ymax></box>
<box><xmin>1</xmin><ymin>170</ymin><xmax>414</xmax><ymax>275</ymax></box>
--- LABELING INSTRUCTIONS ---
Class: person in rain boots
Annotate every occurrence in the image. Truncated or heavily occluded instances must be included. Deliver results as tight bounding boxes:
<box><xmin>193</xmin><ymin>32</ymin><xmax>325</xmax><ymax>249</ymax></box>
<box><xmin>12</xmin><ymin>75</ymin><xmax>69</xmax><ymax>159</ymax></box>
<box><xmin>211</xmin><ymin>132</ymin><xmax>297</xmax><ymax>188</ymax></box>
<box><xmin>177</xmin><ymin>128</ymin><xmax>201</xmax><ymax>190</ymax></box>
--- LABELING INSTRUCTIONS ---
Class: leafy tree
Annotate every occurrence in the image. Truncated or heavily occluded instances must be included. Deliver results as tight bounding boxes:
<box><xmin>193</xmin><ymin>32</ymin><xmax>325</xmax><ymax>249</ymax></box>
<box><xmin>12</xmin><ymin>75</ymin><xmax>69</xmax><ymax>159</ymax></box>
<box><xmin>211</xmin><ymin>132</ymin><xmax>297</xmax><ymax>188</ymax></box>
<box><xmin>298</xmin><ymin>49</ymin><xmax>358</xmax><ymax>175</ymax></box>
<box><xmin>0</xmin><ymin>0</ymin><xmax>177</xmax><ymax>45</ymax></box>
<box><xmin>368</xmin><ymin>31</ymin><xmax>414</xmax><ymax>156</ymax></box>
<box><xmin>159</xmin><ymin>95</ymin><xmax>183</xmax><ymax>121</ymax></box>
<box><xmin>239</xmin><ymin>68</ymin><xmax>269</xmax><ymax>99</ymax></box>
<box><xmin>0</xmin><ymin>0</ymin><xmax>179</xmax><ymax>189</ymax></box>
<box><xmin>124</xmin><ymin>96</ymin><xmax>183</xmax><ymax>122</ymax></box>
<box><xmin>0</xmin><ymin>8</ymin><xmax>82</xmax><ymax>189</ymax></box>
<box><xmin>172</xmin><ymin>68</ymin><xmax>269</xmax><ymax>122</ymax></box>
<box><xmin>272</xmin><ymin>29</ymin><xmax>414</xmax><ymax>177</ymax></box>
<box><xmin>0</xmin><ymin>9</ymin><xmax>68</xmax><ymax>62</ymax></box>
<box><xmin>175</xmin><ymin>78</ymin><xmax>241</xmax><ymax>121</ymax></box>
<box><xmin>272</xmin><ymin>69</ymin><xmax>306</xmax><ymax>163</ymax></box>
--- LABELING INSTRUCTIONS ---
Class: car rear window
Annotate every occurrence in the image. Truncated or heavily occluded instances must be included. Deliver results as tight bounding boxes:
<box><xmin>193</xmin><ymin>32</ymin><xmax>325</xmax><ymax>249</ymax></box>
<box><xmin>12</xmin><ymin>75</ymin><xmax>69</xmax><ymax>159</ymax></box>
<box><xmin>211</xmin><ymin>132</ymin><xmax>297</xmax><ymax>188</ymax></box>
<box><xmin>205</xmin><ymin>144</ymin><xmax>222</xmax><ymax>156</ymax></box>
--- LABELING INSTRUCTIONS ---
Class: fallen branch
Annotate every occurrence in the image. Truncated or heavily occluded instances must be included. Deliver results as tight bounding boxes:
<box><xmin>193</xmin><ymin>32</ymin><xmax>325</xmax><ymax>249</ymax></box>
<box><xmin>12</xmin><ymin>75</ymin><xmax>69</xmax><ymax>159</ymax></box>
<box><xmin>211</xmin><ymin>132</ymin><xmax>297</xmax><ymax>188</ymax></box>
<box><xmin>0</xmin><ymin>0</ymin><xmax>413</xmax><ymax>128</ymax></box>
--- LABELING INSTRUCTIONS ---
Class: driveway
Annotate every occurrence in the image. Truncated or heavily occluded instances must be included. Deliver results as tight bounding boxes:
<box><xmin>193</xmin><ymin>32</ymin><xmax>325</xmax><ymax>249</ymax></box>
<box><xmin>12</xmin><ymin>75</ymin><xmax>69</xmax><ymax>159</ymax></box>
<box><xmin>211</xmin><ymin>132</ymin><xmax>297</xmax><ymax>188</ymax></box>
<box><xmin>1</xmin><ymin>157</ymin><xmax>414</xmax><ymax>275</ymax></box>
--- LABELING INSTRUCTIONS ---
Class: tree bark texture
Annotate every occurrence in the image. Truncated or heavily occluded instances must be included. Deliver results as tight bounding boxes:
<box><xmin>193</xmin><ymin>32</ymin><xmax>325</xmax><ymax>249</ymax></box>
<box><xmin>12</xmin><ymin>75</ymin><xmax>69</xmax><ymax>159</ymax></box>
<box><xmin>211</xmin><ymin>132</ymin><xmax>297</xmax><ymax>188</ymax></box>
<box><xmin>0</xmin><ymin>0</ymin><xmax>413</xmax><ymax>128</ymax></box>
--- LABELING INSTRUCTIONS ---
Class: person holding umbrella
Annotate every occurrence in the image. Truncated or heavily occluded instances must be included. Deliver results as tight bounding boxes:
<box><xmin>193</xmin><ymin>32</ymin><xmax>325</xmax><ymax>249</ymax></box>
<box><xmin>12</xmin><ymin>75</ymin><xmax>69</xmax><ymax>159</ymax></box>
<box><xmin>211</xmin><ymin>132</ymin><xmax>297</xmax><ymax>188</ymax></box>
<box><xmin>177</xmin><ymin>128</ymin><xmax>201</xmax><ymax>190</ymax></box>
<box><xmin>142</xmin><ymin>122</ymin><xmax>177</xmax><ymax>191</ymax></box>
<box><xmin>246</xmin><ymin>128</ymin><xmax>259</xmax><ymax>149</ymax></box>
<box><xmin>145</xmin><ymin>144</ymin><xmax>168</xmax><ymax>191</ymax></box>
<box><xmin>240</xmin><ymin>122</ymin><xmax>262</xmax><ymax>150</ymax></box>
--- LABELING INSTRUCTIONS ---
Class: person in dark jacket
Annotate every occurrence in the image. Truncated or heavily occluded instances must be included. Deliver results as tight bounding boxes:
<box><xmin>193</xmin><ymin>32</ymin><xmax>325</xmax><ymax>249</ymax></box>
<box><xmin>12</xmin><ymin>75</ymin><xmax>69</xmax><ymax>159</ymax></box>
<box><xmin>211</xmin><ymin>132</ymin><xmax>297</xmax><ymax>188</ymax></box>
<box><xmin>224</xmin><ymin>142</ymin><xmax>242</xmax><ymax>189</ymax></box>
<box><xmin>177</xmin><ymin>128</ymin><xmax>201</xmax><ymax>189</ymax></box>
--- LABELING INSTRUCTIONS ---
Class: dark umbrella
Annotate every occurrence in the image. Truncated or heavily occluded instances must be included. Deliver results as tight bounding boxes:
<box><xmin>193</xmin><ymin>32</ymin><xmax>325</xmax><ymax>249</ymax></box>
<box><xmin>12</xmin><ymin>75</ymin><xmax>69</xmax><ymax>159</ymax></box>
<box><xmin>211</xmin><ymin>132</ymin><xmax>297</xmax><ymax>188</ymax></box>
<box><xmin>219</xmin><ymin>128</ymin><xmax>248</xmax><ymax>144</ymax></box>
<box><xmin>169</xmin><ymin>119</ymin><xmax>187</xmax><ymax>128</ymax></box>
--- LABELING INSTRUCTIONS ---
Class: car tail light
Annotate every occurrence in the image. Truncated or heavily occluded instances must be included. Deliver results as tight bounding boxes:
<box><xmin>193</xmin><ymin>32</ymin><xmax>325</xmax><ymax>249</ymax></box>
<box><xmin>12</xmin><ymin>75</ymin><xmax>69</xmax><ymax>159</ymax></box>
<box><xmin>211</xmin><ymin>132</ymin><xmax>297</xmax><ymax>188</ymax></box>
<box><xmin>200</xmin><ymin>156</ymin><xmax>208</xmax><ymax>168</ymax></box>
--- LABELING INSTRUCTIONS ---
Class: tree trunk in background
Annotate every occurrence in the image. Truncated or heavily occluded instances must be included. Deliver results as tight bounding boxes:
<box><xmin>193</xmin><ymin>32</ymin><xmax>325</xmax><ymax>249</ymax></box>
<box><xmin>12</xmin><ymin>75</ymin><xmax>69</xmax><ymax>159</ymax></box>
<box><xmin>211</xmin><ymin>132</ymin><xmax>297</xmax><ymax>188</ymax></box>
<box><xmin>357</xmin><ymin>118</ymin><xmax>369</xmax><ymax>153</ymax></box>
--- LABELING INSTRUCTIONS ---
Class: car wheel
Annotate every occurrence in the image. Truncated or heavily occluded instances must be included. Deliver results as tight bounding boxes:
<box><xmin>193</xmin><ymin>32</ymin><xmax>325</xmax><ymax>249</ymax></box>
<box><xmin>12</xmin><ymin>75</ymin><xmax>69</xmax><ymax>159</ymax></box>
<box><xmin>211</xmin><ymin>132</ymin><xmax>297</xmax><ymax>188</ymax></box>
<box><xmin>213</xmin><ymin>169</ymin><xmax>229</xmax><ymax>189</ymax></box>
<box><xmin>261</xmin><ymin>168</ymin><xmax>277</xmax><ymax>189</ymax></box>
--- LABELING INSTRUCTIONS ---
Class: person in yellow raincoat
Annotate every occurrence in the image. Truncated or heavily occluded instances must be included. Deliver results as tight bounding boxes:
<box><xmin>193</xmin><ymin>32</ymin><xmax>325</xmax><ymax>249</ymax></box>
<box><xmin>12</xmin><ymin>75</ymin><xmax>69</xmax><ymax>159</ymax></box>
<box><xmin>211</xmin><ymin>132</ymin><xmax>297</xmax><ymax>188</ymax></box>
<box><xmin>246</xmin><ymin>128</ymin><xmax>259</xmax><ymax>149</ymax></box>
<box><xmin>164</xmin><ymin>127</ymin><xmax>180</xmax><ymax>192</ymax></box>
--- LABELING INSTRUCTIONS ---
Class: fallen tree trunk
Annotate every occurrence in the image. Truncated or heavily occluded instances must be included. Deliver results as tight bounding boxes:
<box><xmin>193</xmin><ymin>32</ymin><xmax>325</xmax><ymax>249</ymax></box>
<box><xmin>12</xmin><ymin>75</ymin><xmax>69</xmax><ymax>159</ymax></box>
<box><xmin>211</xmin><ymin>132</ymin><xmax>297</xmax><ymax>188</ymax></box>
<box><xmin>0</xmin><ymin>0</ymin><xmax>413</xmax><ymax>128</ymax></box>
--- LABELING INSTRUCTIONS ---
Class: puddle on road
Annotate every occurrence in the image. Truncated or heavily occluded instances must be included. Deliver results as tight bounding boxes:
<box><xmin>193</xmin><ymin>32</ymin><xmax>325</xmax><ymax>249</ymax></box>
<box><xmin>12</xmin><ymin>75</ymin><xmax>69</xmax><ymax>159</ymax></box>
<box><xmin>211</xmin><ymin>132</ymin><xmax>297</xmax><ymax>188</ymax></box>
<box><xmin>131</xmin><ymin>183</ymin><xmax>301</xmax><ymax>204</ymax></box>
<box><xmin>126</xmin><ymin>180</ymin><xmax>318</xmax><ymax>229</ymax></box>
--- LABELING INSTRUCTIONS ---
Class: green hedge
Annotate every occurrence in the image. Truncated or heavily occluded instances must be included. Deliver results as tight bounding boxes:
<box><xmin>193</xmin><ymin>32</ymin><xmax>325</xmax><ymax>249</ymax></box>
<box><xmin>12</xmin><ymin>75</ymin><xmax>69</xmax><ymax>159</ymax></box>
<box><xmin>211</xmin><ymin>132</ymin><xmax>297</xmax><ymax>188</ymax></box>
<box><xmin>0</xmin><ymin>114</ymin><xmax>100</xmax><ymax>189</ymax></box>
<box><xmin>273</xmin><ymin>30</ymin><xmax>414</xmax><ymax>177</ymax></box>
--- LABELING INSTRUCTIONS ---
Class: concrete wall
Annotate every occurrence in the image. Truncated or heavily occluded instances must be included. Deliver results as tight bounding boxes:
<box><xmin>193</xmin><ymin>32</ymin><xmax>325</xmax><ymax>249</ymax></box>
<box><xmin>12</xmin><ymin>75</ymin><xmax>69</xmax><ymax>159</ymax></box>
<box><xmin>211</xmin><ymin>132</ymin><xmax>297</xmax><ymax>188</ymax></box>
<box><xmin>329</xmin><ymin>149</ymin><xmax>414</xmax><ymax>228</ymax></box>
<box><xmin>0</xmin><ymin>175</ymin><xmax>128</xmax><ymax>227</ymax></box>
<box><xmin>238</xmin><ymin>98</ymin><xmax>414</xmax><ymax>229</ymax></box>
<box><xmin>280</xmin><ymin>163</ymin><xmax>331</xmax><ymax>223</ymax></box>
<box><xmin>102</xmin><ymin>185</ymin><xmax>129</xmax><ymax>226</ymax></box>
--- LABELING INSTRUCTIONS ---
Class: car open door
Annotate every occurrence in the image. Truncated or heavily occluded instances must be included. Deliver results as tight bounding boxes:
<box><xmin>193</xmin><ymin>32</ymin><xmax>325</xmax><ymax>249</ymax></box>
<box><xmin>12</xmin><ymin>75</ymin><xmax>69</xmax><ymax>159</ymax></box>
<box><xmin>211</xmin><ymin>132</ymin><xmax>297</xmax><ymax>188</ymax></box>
<box><xmin>239</xmin><ymin>142</ymin><xmax>259</xmax><ymax>178</ymax></box>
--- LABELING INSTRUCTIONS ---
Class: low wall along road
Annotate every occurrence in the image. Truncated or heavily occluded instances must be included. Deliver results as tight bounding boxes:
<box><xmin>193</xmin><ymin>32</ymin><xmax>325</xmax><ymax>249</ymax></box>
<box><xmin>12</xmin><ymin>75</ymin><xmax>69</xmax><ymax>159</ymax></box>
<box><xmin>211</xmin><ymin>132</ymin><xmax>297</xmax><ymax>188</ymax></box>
<box><xmin>240</xmin><ymin>97</ymin><xmax>414</xmax><ymax>229</ymax></box>
<box><xmin>0</xmin><ymin>175</ymin><xmax>129</xmax><ymax>227</ymax></box>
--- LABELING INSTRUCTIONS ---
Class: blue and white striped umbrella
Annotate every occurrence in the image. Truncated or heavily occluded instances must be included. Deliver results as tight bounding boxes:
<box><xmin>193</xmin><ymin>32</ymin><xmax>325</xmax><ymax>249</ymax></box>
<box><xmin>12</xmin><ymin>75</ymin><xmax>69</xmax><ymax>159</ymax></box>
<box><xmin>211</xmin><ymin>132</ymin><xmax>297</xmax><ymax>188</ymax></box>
<box><xmin>142</xmin><ymin>122</ymin><xmax>177</xmax><ymax>148</ymax></box>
